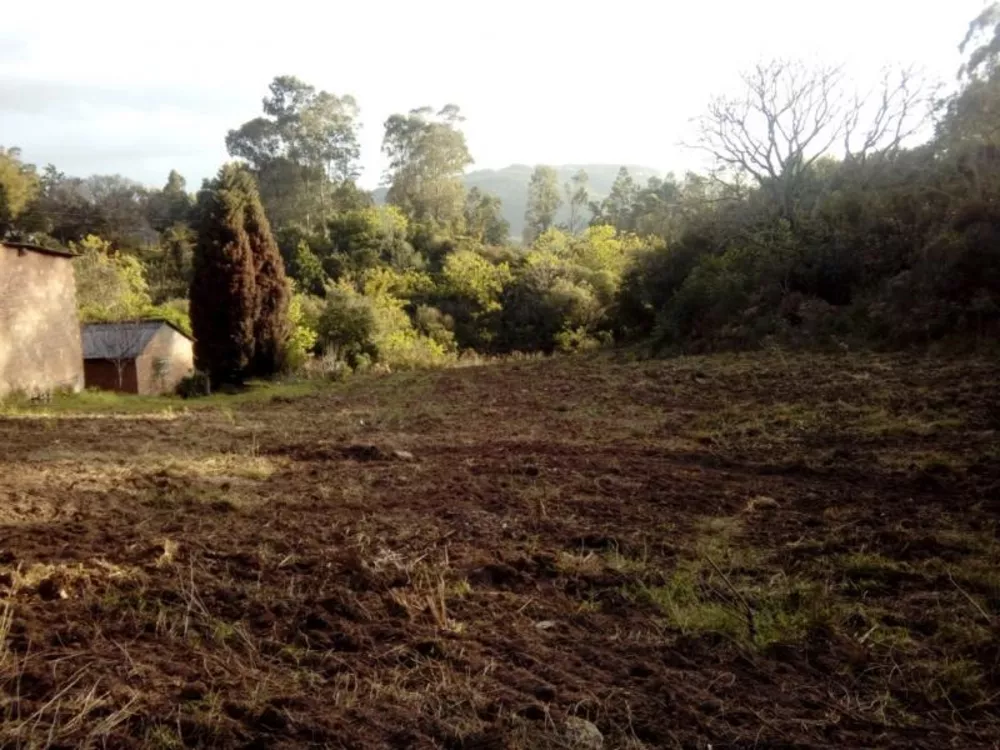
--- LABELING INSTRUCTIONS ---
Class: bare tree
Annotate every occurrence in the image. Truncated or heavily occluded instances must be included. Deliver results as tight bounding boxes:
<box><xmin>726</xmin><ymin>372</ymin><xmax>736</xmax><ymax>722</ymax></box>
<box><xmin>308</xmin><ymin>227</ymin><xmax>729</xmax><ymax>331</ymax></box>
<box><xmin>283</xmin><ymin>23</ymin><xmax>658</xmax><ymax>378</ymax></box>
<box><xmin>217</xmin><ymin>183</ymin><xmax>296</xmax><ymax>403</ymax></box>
<box><xmin>843</xmin><ymin>66</ymin><xmax>934</xmax><ymax>164</ymax></box>
<box><xmin>103</xmin><ymin>321</ymin><xmax>149</xmax><ymax>391</ymax></box>
<box><xmin>692</xmin><ymin>60</ymin><xmax>935</xmax><ymax>220</ymax></box>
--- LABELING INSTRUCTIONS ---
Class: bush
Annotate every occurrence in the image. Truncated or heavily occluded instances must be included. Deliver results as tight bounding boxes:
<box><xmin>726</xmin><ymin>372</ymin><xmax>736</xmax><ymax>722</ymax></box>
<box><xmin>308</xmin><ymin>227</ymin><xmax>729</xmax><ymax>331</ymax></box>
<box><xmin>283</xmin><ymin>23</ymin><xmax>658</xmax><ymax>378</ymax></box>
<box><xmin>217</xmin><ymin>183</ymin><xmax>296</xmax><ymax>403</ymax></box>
<box><xmin>615</xmin><ymin>240</ymin><xmax>705</xmax><ymax>338</ymax></box>
<box><xmin>315</xmin><ymin>281</ymin><xmax>456</xmax><ymax>371</ymax></box>
<box><xmin>304</xmin><ymin>353</ymin><xmax>352</xmax><ymax>382</ymax></box>
<box><xmin>282</xmin><ymin>287</ymin><xmax>319</xmax><ymax>373</ymax></box>
<box><xmin>496</xmin><ymin>259</ymin><xmax>605</xmax><ymax>354</ymax></box>
<box><xmin>376</xmin><ymin>328</ymin><xmax>451</xmax><ymax>369</ymax></box>
<box><xmin>352</xmin><ymin>352</ymin><xmax>374</xmax><ymax>372</ymax></box>
<box><xmin>176</xmin><ymin>371</ymin><xmax>211</xmax><ymax>398</ymax></box>
<box><xmin>441</xmin><ymin>249</ymin><xmax>511</xmax><ymax>312</ymax></box>
<box><xmin>554</xmin><ymin>327</ymin><xmax>605</xmax><ymax>352</ymax></box>
<box><xmin>414</xmin><ymin>305</ymin><xmax>457</xmax><ymax>352</ymax></box>
<box><xmin>316</xmin><ymin>288</ymin><xmax>378</xmax><ymax>366</ymax></box>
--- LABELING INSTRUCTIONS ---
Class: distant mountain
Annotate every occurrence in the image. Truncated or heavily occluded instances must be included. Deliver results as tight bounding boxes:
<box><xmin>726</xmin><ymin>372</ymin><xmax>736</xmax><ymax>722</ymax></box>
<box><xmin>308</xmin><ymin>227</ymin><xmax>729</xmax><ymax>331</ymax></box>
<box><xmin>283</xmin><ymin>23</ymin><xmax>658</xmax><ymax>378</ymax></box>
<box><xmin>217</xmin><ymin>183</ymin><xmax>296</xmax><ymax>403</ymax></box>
<box><xmin>373</xmin><ymin>164</ymin><xmax>664</xmax><ymax>239</ymax></box>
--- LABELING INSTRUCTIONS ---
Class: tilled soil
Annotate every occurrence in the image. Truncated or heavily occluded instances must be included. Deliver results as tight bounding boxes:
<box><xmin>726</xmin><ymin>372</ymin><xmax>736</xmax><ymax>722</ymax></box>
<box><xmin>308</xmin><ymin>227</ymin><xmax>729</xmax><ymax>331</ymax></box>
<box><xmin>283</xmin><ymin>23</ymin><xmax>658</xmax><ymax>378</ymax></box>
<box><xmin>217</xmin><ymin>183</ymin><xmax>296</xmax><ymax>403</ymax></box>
<box><xmin>0</xmin><ymin>351</ymin><xmax>998</xmax><ymax>748</ymax></box>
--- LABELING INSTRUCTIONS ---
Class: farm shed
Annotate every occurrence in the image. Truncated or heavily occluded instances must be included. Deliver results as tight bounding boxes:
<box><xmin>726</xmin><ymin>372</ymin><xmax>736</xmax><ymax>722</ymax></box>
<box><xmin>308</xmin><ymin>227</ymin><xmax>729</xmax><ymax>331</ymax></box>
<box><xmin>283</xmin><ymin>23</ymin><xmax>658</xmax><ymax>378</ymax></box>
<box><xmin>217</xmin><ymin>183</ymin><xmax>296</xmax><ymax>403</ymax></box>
<box><xmin>0</xmin><ymin>241</ymin><xmax>85</xmax><ymax>398</ymax></box>
<box><xmin>81</xmin><ymin>320</ymin><xmax>194</xmax><ymax>395</ymax></box>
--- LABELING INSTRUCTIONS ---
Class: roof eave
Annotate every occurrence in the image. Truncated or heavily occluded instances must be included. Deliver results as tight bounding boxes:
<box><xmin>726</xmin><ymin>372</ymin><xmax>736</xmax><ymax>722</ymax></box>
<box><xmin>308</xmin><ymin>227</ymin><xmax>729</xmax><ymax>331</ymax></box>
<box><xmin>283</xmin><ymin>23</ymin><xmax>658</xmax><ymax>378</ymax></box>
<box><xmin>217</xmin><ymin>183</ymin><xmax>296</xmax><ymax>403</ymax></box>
<box><xmin>1</xmin><ymin>241</ymin><xmax>76</xmax><ymax>259</ymax></box>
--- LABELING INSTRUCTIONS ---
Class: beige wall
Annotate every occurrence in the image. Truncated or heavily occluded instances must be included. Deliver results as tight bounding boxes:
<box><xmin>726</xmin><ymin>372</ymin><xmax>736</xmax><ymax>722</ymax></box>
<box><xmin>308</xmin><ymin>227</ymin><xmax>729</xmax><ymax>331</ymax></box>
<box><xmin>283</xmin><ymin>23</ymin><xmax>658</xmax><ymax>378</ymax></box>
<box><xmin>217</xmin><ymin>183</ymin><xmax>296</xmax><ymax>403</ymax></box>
<box><xmin>0</xmin><ymin>245</ymin><xmax>84</xmax><ymax>398</ymax></box>
<box><xmin>135</xmin><ymin>325</ymin><xmax>194</xmax><ymax>395</ymax></box>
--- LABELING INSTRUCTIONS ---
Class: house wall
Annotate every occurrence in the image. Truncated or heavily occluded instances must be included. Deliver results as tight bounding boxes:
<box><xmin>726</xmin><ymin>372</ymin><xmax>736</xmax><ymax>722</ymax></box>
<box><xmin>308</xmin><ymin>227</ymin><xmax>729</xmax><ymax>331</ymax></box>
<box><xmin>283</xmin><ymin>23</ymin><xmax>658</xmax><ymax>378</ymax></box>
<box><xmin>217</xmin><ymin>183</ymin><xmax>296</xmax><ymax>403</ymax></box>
<box><xmin>83</xmin><ymin>359</ymin><xmax>138</xmax><ymax>393</ymax></box>
<box><xmin>135</xmin><ymin>325</ymin><xmax>194</xmax><ymax>395</ymax></box>
<box><xmin>0</xmin><ymin>245</ymin><xmax>85</xmax><ymax>398</ymax></box>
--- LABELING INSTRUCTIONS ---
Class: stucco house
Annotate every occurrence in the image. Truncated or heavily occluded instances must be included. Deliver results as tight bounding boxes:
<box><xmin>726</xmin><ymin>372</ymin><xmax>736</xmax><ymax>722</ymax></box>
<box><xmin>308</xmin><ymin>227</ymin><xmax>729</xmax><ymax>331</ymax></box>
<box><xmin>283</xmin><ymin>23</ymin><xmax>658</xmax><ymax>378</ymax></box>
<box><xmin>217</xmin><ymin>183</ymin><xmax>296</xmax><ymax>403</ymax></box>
<box><xmin>0</xmin><ymin>241</ymin><xmax>85</xmax><ymax>398</ymax></box>
<box><xmin>81</xmin><ymin>320</ymin><xmax>194</xmax><ymax>395</ymax></box>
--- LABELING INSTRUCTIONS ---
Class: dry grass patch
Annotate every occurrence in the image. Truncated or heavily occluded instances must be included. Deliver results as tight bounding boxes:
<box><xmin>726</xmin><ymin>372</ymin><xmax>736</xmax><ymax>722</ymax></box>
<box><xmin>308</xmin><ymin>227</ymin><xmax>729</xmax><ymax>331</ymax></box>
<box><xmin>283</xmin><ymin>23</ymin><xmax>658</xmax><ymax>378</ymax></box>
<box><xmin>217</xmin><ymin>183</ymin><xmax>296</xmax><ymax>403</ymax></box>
<box><xmin>1</xmin><ymin>560</ymin><xmax>146</xmax><ymax>602</ymax></box>
<box><xmin>154</xmin><ymin>453</ymin><xmax>284</xmax><ymax>483</ymax></box>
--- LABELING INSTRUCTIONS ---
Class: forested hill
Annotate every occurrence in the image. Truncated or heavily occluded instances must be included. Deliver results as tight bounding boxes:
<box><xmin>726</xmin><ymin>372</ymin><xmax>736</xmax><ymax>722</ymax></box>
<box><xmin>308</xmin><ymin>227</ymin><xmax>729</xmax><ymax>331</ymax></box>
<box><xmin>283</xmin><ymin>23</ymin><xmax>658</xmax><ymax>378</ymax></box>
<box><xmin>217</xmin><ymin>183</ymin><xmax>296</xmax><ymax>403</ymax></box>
<box><xmin>374</xmin><ymin>164</ymin><xmax>663</xmax><ymax>237</ymax></box>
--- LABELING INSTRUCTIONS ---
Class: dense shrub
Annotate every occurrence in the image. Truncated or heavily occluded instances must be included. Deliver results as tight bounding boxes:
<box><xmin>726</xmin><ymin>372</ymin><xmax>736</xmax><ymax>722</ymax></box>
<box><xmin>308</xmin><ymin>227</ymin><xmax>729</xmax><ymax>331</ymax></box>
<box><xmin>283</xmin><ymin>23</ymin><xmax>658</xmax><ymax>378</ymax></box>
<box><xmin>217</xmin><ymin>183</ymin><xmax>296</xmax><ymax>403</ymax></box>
<box><xmin>316</xmin><ymin>287</ymin><xmax>378</xmax><ymax>366</ymax></box>
<box><xmin>316</xmin><ymin>279</ymin><xmax>455</xmax><ymax>370</ymax></box>
<box><xmin>282</xmin><ymin>287</ymin><xmax>319</xmax><ymax>372</ymax></box>
<box><xmin>176</xmin><ymin>371</ymin><xmax>211</xmax><ymax>399</ymax></box>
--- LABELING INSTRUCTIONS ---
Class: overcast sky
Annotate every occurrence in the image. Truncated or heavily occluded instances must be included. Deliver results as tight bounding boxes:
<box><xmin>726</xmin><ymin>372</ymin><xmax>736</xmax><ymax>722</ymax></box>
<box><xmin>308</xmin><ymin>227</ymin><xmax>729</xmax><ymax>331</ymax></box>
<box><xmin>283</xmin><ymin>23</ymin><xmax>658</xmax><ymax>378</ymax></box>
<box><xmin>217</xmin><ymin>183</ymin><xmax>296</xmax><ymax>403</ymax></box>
<box><xmin>0</xmin><ymin>0</ymin><xmax>988</xmax><ymax>189</ymax></box>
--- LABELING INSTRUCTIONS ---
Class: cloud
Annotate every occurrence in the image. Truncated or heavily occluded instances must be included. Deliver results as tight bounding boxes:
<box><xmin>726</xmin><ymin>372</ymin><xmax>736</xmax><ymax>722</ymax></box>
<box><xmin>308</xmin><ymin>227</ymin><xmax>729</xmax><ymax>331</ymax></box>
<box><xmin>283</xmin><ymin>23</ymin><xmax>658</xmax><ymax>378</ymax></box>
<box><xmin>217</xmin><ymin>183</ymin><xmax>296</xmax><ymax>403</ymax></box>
<box><xmin>0</xmin><ymin>34</ymin><xmax>32</xmax><ymax>62</ymax></box>
<box><xmin>0</xmin><ymin>0</ymin><xmax>981</xmax><ymax>190</ymax></box>
<box><xmin>0</xmin><ymin>76</ymin><xmax>256</xmax><ymax>185</ymax></box>
<box><xmin>2</xmin><ymin>106</ymin><xmax>232</xmax><ymax>186</ymax></box>
<box><xmin>0</xmin><ymin>78</ymin><xmax>250</xmax><ymax>118</ymax></box>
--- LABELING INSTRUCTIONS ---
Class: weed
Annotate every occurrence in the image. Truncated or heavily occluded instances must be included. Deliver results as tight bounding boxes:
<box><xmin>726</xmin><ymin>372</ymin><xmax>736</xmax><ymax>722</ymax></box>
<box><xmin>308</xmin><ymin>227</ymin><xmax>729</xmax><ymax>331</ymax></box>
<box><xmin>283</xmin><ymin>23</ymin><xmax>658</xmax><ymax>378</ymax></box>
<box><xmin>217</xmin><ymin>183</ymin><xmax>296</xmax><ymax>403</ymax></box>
<box><xmin>601</xmin><ymin>545</ymin><xmax>651</xmax><ymax>576</ymax></box>
<box><xmin>751</xmin><ymin>581</ymin><xmax>838</xmax><ymax>645</ymax></box>
<box><xmin>449</xmin><ymin>578</ymin><xmax>473</xmax><ymax>598</ymax></box>
<box><xmin>917</xmin><ymin>659</ymin><xmax>987</xmax><ymax>704</ymax></box>
<box><xmin>638</xmin><ymin>571</ymin><xmax>745</xmax><ymax>638</ymax></box>
<box><xmin>638</xmin><ymin>566</ymin><xmax>839</xmax><ymax>647</ymax></box>
<box><xmin>841</xmin><ymin>552</ymin><xmax>906</xmax><ymax>578</ymax></box>
<box><xmin>145</xmin><ymin>725</ymin><xmax>184</xmax><ymax>749</ymax></box>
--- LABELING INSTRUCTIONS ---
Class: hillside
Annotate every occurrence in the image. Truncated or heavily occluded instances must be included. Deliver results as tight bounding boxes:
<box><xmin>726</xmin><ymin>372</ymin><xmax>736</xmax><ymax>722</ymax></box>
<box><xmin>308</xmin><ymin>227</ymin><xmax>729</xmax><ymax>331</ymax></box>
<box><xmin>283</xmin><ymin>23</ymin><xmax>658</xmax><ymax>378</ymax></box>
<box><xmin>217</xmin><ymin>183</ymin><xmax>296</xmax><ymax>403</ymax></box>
<box><xmin>374</xmin><ymin>163</ymin><xmax>664</xmax><ymax>237</ymax></box>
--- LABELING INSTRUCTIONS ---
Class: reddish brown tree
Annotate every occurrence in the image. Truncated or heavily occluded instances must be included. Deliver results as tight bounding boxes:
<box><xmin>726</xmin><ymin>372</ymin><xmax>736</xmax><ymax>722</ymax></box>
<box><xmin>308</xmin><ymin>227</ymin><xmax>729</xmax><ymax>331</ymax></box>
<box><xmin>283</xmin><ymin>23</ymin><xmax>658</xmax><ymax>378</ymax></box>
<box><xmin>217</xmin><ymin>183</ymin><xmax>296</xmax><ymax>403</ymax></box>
<box><xmin>190</xmin><ymin>164</ymin><xmax>289</xmax><ymax>385</ymax></box>
<box><xmin>247</xmin><ymin>204</ymin><xmax>290</xmax><ymax>377</ymax></box>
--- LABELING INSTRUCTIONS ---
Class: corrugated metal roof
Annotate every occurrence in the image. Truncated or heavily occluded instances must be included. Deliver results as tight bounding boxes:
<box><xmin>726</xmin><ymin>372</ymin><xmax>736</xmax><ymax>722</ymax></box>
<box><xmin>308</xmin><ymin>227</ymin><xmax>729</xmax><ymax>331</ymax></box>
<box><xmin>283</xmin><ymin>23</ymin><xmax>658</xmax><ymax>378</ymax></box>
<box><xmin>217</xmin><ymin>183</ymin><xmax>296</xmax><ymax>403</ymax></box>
<box><xmin>81</xmin><ymin>321</ymin><xmax>165</xmax><ymax>360</ymax></box>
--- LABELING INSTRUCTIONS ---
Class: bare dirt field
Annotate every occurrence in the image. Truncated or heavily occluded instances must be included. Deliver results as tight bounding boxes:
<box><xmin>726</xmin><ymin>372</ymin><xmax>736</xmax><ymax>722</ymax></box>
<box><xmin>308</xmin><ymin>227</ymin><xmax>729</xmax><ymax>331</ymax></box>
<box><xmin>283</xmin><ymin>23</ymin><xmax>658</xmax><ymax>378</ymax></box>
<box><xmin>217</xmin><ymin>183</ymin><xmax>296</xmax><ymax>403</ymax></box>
<box><xmin>1</xmin><ymin>351</ymin><xmax>998</xmax><ymax>749</ymax></box>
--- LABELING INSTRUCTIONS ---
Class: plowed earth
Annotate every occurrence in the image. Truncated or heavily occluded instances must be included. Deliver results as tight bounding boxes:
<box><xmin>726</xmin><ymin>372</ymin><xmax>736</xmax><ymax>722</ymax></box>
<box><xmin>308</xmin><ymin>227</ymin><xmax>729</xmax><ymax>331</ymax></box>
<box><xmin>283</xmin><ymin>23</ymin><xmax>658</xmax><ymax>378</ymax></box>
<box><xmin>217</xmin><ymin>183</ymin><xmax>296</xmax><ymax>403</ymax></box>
<box><xmin>1</xmin><ymin>352</ymin><xmax>998</xmax><ymax>748</ymax></box>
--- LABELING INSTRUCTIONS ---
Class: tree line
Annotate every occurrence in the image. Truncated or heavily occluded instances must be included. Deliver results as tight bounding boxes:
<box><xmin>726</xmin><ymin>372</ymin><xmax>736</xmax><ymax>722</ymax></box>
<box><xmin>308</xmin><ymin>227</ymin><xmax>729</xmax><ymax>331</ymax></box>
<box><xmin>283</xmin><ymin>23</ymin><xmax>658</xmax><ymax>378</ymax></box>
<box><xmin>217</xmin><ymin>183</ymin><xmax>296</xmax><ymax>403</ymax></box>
<box><xmin>1</xmin><ymin>5</ymin><xmax>998</xmax><ymax>387</ymax></box>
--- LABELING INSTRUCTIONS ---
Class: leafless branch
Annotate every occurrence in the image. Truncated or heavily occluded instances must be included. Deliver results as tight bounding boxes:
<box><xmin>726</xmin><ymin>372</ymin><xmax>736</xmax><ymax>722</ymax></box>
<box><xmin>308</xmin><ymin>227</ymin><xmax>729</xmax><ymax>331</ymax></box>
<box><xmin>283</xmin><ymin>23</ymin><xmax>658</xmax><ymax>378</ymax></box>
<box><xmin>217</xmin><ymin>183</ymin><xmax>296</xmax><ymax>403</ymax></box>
<box><xmin>689</xmin><ymin>60</ymin><xmax>937</xmax><ymax>218</ymax></box>
<box><xmin>706</xmin><ymin>555</ymin><xmax>756</xmax><ymax>641</ymax></box>
<box><xmin>948</xmin><ymin>570</ymin><xmax>994</xmax><ymax>625</ymax></box>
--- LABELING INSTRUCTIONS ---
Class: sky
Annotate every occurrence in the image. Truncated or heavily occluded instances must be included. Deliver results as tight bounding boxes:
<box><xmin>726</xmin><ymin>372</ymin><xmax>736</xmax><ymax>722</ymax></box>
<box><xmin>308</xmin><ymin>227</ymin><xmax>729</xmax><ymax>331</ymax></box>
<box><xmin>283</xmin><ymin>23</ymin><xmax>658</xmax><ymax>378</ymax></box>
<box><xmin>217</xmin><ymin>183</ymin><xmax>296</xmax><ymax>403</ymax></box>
<box><xmin>0</xmin><ymin>0</ymin><xmax>989</xmax><ymax>190</ymax></box>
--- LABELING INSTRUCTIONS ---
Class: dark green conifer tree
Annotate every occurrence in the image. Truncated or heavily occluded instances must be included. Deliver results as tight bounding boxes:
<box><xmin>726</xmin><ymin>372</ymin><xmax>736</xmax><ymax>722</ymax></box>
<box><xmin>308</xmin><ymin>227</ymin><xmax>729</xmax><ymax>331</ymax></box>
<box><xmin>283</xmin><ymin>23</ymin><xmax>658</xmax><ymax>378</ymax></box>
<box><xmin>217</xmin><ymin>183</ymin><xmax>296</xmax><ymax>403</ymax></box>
<box><xmin>248</xmin><ymin>202</ymin><xmax>291</xmax><ymax>377</ymax></box>
<box><xmin>190</xmin><ymin>164</ymin><xmax>289</xmax><ymax>385</ymax></box>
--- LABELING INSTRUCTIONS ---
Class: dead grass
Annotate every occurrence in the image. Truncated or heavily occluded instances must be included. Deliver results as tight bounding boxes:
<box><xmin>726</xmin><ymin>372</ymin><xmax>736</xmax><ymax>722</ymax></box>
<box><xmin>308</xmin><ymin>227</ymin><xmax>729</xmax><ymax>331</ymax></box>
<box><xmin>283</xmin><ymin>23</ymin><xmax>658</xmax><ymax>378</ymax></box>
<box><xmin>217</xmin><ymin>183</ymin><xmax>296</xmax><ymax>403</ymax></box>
<box><xmin>154</xmin><ymin>454</ymin><xmax>283</xmax><ymax>482</ymax></box>
<box><xmin>0</xmin><ymin>350</ymin><xmax>997</xmax><ymax>747</ymax></box>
